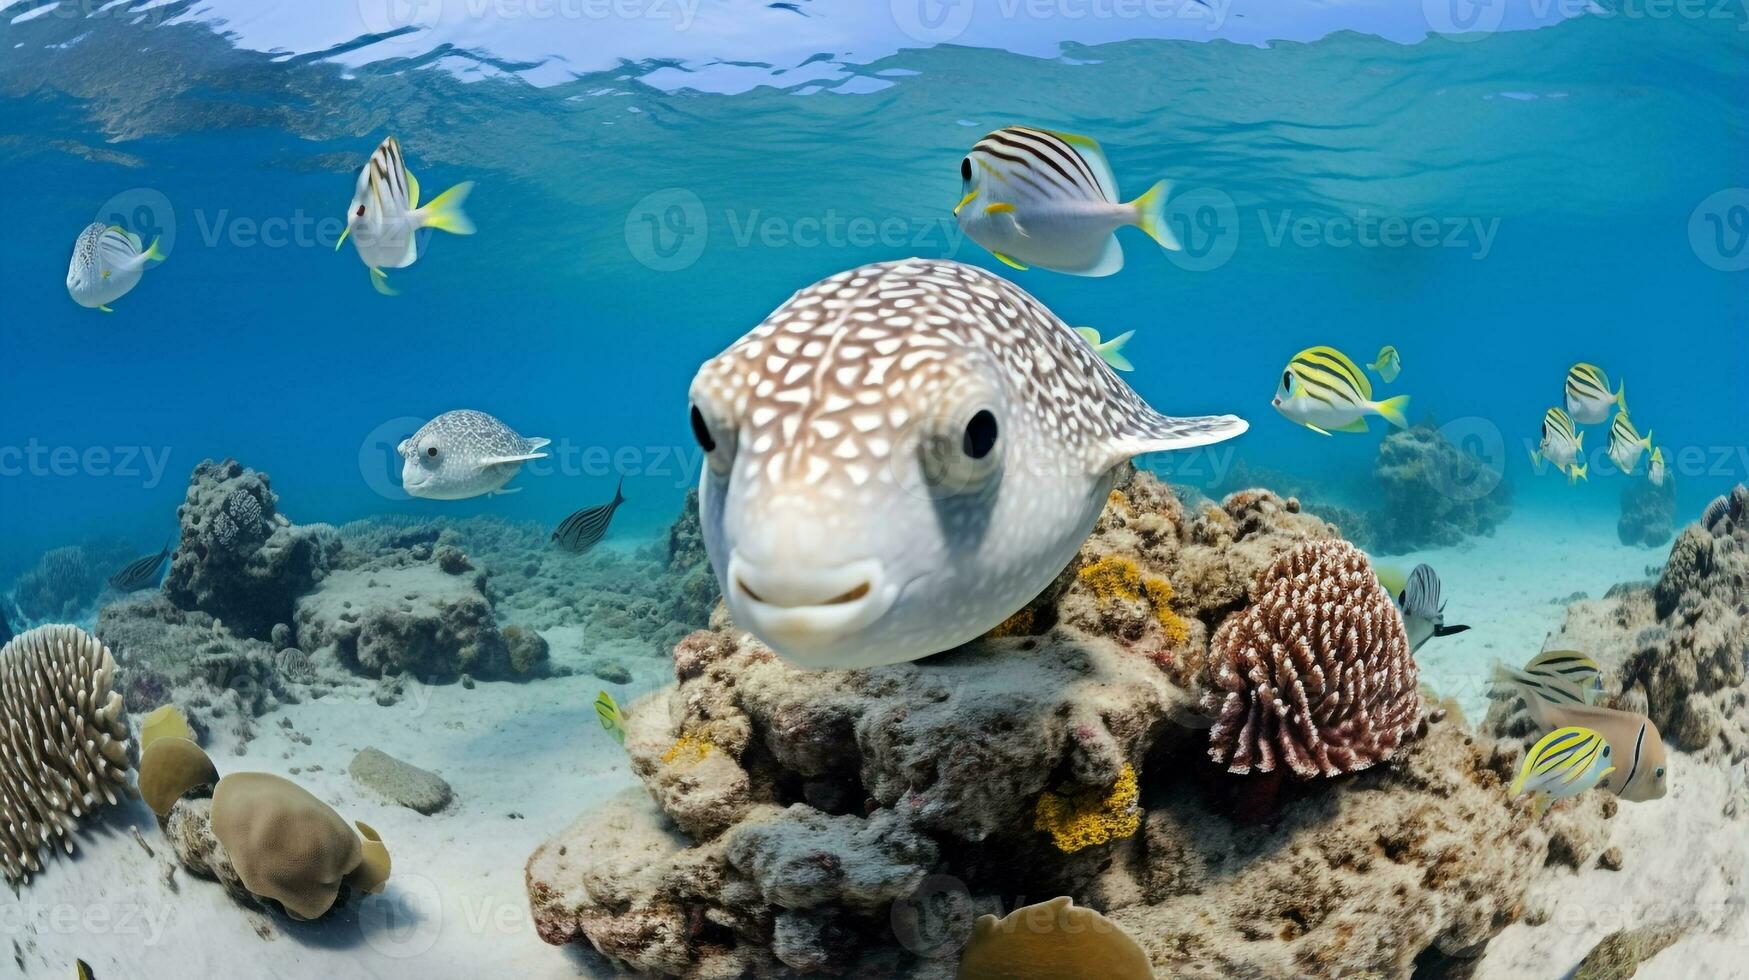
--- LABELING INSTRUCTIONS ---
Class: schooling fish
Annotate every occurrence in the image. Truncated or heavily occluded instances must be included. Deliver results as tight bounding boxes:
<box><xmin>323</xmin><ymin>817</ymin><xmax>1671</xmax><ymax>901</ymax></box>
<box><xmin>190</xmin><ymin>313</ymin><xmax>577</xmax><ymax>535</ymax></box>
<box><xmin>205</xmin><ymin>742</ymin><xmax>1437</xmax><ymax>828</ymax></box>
<box><xmin>1366</xmin><ymin>345</ymin><xmax>1402</xmax><ymax>383</ymax></box>
<box><xmin>1492</xmin><ymin>649</ymin><xmax>1606</xmax><ymax>709</ymax></box>
<box><xmin>1511</xmin><ymin>726</ymin><xmax>1615</xmax><ymax>815</ymax></box>
<box><xmin>553</xmin><ymin>478</ymin><xmax>625</xmax><ymax>554</ymax></box>
<box><xmin>1530</xmin><ymin>406</ymin><xmax>1586</xmax><ymax>483</ymax></box>
<box><xmin>954</xmin><ymin>126</ymin><xmax>1177</xmax><ymax>276</ymax></box>
<box><xmin>1272</xmin><ymin>346</ymin><xmax>1410</xmax><ymax>435</ymax></box>
<box><xmin>397</xmin><ymin>410</ymin><xmax>549</xmax><ymax>500</ymax></box>
<box><xmin>1073</xmin><ymin>327</ymin><xmax>1136</xmax><ymax>372</ymax></box>
<box><xmin>336</xmin><ymin>135</ymin><xmax>474</xmax><ymax>296</ymax></box>
<box><xmin>108</xmin><ymin>541</ymin><xmax>170</xmax><ymax>592</ymax></box>
<box><xmin>1607</xmin><ymin>409</ymin><xmax>1653</xmax><ymax>474</ymax></box>
<box><xmin>1565</xmin><ymin>363</ymin><xmax>1625</xmax><ymax>425</ymax></box>
<box><xmin>688</xmin><ymin>258</ymin><xmax>1247</xmax><ymax>669</ymax></box>
<box><xmin>1648</xmin><ymin>445</ymin><xmax>1667</xmax><ymax>486</ymax></box>
<box><xmin>1377</xmin><ymin>563</ymin><xmax>1469</xmax><ymax>653</ymax></box>
<box><xmin>66</xmin><ymin>222</ymin><xmax>164</xmax><ymax>312</ymax></box>
<box><xmin>594</xmin><ymin>690</ymin><xmax>627</xmax><ymax>745</ymax></box>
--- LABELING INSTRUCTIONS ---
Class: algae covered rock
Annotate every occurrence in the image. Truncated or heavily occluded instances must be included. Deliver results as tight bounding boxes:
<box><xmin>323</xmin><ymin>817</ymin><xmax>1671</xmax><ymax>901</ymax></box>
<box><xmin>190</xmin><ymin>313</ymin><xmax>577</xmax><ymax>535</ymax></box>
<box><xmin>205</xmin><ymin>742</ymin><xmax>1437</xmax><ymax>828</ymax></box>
<box><xmin>294</xmin><ymin>563</ymin><xmax>515</xmax><ymax>680</ymax></box>
<box><xmin>348</xmin><ymin>746</ymin><xmax>454</xmax><ymax>815</ymax></box>
<box><xmin>1371</xmin><ymin>422</ymin><xmax>1511</xmax><ymax>552</ymax></box>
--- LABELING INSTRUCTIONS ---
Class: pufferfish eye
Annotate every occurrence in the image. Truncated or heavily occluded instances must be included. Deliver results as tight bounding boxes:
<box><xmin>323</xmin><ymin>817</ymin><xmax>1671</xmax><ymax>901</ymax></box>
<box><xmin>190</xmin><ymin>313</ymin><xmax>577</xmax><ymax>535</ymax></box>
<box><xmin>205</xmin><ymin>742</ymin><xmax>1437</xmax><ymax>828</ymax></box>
<box><xmin>962</xmin><ymin>409</ymin><xmax>998</xmax><ymax>459</ymax></box>
<box><xmin>690</xmin><ymin>405</ymin><xmax>716</xmax><ymax>453</ymax></box>
<box><xmin>960</xmin><ymin>157</ymin><xmax>972</xmax><ymax>182</ymax></box>
<box><xmin>426</xmin><ymin>446</ymin><xmax>439</xmax><ymax>459</ymax></box>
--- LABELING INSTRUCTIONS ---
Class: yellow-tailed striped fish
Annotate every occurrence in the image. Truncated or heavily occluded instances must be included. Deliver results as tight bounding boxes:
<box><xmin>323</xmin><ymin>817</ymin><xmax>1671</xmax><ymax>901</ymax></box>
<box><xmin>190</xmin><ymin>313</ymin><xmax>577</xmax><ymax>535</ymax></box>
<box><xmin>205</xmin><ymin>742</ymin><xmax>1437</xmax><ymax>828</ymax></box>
<box><xmin>1537</xmin><ymin>702</ymin><xmax>1668</xmax><ymax>801</ymax></box>
<box><xmin>1565</xmin><ymin>363</ymin><xmax>1625</xmax><ymax>424</ymax></box>
<box><xmin>594</xmin><ymin>690</ymin><xmax>627</xmax><ymax>745</ymax></box>
<box><xmin>954</xmin><ymin>126</ymin><xmax>1177</xmax><ymax>277</ymax></box>
<box><xmin>336</xmin><ymin>135</ymin><xmax>475</xmax><ymax>296</ymax></box>
<box><xmin>1607</xmin><ymin>409</ymin><xmax>1653</xmax><ymax>474</ymax></box>
<box><xmin>1511</xmin><ymin>726</ymin><xmax>1615</xmax><ymax>814</ymax></box>
<box><xmin>1492</xmin><ymin>648</ymin><xmax>1605</xmax><ymax>709</ymax></box>
<box><xmin>1073</xmin><ymin>326</ymin><xmax>1135</xmax><ymax>372</ymax></box>
<box><xmin>1648</xmin><ymin>445</ymin><xmax>1667</xmax><ymax>486</ymax></box>
<box><xmin>1272</xmin><ymin>346</ymin><xmax>1410</xmax><ymax>435</ymax></box>
<box><xmin>1377</xmin><ymin>563</ymin><xmax>1469</xmax><ymax>653</ymax></box>
<box><xmin>1366</xmin><ymin>345</ymin><xmax>1401</xmax><ymax>383</ymax></box>
<box><xmin>66</xmin><ymin>221</ymin><xmax>165</xmax><ymax>312</ymax></box>
<box><xmin>1530</xmin><ymin>407</ymin><xmax>1587</xmax><ymax>484</ymax></box>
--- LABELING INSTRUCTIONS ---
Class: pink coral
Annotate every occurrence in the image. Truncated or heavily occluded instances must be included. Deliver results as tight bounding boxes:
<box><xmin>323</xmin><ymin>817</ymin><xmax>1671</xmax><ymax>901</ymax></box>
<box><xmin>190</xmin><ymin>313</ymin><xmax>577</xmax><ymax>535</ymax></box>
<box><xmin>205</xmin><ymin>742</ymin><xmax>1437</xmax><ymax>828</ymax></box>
<box><xmin>1204</xmin><ymin>539</ymin><xmax>1420</xmax><ymax>777</ymax></box>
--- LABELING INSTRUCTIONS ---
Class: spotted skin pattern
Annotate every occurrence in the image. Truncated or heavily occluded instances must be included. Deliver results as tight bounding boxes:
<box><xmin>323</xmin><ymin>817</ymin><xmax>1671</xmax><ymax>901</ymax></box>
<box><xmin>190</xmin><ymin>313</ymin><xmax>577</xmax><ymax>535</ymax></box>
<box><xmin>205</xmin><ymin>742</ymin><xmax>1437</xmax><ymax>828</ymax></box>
<box><xmin>690</xmin><ymin>258</ymin><xmax>1247</xmax><ymax>669</ymax></box>
<box><xmin>398</xmin><ymin>409</ymin><xmax>549</xmax><ymax>500</ymax></box>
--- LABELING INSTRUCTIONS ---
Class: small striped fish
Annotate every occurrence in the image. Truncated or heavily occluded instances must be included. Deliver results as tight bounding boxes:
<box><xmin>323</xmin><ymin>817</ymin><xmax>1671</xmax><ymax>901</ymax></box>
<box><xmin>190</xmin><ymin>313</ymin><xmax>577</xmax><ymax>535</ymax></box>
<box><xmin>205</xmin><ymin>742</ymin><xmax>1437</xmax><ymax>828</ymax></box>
<box><xmin>1272</xmin><ymin>346</ymin><xmax>1410</xmax><ymax>435</ymax></box>
<box><xmin>594</xmin><ymin>690</ymin><xmax>626</xmax><ymax>745</ymax></box>
<box><xmin>1648</xmin><ymin>445</ymin><xmax>1667</xmax><ymax>486</ymax></box>
<box><xmin>66</xmin><ymin>221</ymin><xmax>164</xmax><ymax>312</ymax></box>
<box><xmin>336</xmin><ymin>135</ymin><xmax>474</xmax><ymax>295</ymax></box>
<box><xmin>1538</xmin><ymin>702</ymin><xmax>1669</xmax><ymax>802</ymax></box>
<box><xmin>1493</xmin><ymin>649</ymin><xmax>1605</xmax><ymax>709</ymax></box>
<box><xmin>108</xmin><ymin>541</ymin><xmax>170</xmax><ymax>592</ymax></box>
<box><xmin>1564</xmin><ymin>362</ymin><xmax>1625</xmax><ymax>424</ymax></box>
<box><xmin>1531</xmin><ymin>406</ymin><xmax>1586</xmax><ymax>483</ymax></box>
<box><xmin>1510</xmin><ymin>726</ymin><xmax>1614</xmax><ymax>813</ymax></box>
<box><xmin>1366</xmin><ymin>345</ymin><xmax>1401</xmax><ymax>383</ymax></box>
<box><xmin>955</xmin><ymin>125</ymin><xmax>1176</xmax><ymax>276</ymax></box>
<box><xmin>1378</xmin><ymin>563</ymin><xmax>1470</xmax><ymax>652</ymax></box>
<box><xmin>1607</xmin><ymin>409</ymin><xmax>1652</xmax><ymax>475</ymax></box>
<box><xmin>552</xmin><ymin>478</ymin><xmax>625</xmax><ymax>554</ymax></box>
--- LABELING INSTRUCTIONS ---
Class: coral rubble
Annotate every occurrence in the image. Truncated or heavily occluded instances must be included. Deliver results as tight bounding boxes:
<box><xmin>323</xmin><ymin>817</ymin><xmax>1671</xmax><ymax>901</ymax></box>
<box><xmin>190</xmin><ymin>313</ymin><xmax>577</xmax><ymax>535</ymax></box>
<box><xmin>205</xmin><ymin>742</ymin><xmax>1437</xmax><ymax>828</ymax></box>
<box><xmin>1371</xmin><ymin>423</ymin><xmax>1511</xmax><ymax>551</ymax></box>
<box><xmin>528</xmin><ymin>472</ymin><xmax>1598</xmax><ymax>978</ymax></box>
<box><xmin>294</xmin><ymin>564</ymin><xmax>524</xmax><ymax>681</ymax></box>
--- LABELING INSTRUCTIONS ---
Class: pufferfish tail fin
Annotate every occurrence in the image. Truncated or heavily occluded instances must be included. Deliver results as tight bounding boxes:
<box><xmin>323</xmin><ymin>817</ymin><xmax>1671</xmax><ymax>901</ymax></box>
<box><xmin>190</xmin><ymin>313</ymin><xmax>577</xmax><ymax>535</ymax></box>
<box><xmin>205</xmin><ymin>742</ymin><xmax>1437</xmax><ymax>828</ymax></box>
<box><xmin>1095</xmin><ymin>408</ymin><xmax>1247</xmax><ymax>474</ymax></box>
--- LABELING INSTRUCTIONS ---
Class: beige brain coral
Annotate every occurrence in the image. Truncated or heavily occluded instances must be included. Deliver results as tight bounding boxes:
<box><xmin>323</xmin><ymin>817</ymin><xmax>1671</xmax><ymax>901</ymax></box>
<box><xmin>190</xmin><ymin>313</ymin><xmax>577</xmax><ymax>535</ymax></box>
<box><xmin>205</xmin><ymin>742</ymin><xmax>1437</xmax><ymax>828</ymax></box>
<box><xmin>0</xmin><ymin>625</ymin><xmax>133</xmax><ymax>883</ymax></box>
<box><xmin>1204</xmin><ymin>539</ymin><xmax>1420</xmax><ymax>777</ymax></box>
<box><xmin>210</xmin><ymin>772</ymin><xmax>366</xmax><ymax>920</ymax></box>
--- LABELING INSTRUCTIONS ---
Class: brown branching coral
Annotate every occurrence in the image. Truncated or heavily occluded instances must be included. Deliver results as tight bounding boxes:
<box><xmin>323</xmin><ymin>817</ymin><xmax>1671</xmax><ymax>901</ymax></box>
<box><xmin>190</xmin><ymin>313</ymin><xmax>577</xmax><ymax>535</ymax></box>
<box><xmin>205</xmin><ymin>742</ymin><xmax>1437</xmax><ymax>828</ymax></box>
<box><xmin>1204</xmin><ymin>539</ymin><xmax>1420</xmax><ymax>777</ymax></box>
<box><xmin>0</xmin><ymin>625</ymin><xmax>133</xmax><ymax>882</ymax></box>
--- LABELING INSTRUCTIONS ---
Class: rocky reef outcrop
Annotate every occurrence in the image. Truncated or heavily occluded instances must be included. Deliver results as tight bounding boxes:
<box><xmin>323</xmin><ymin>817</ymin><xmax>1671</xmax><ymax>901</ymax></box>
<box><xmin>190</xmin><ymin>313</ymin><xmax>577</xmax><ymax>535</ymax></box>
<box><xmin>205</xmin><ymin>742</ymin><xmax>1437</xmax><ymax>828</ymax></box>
<box><xmin>528</xmin><ymin>472</ymin><xmax>1607</xmax><ymax>978</ymax></box>
<box><xmin>1371</xmin><ymin>422</ymin><xmax>1511</xmax><ymax>552</ymax></box>
<box><xmin>9</xmin><ymin>539</ymin><xmax>133</xmax><ymax>625</ymax></box>
<box><xmin>163</xmin><ymin>459</ymin><xmax>336</xmax><ymax>640</ymax></box>
<box><xmin>1617</xmin><ymin>477</ymin><xmax>1676</xmax><ymax>548</ymax></box>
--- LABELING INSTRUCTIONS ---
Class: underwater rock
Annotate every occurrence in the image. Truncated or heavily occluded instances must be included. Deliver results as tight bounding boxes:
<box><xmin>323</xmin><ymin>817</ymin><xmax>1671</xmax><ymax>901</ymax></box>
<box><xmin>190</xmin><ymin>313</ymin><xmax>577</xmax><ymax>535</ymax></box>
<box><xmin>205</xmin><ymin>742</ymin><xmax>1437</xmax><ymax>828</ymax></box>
<box><xmin>662</xmin><ymin>487</ymin><xmax>720</xmax><ymax>630</ymax></box>
<box><xmin>0</xmin><ymin>625</ymin><xmax>133</xmax><ymax>883</ymax></box>
<box><xmin>502</xmin><ymin>624</ymin><xmax>550</xmax><ymax>676</ymax></box>
<box><xmin>1571</xmin><ymin>924</ymin><xmax>1684</xmax><ymax>980</ymax></box>
<box><xmin>530</xmin><ymin>472</ymin><xmax>1588</xmax><ymax>976</ymax></box>
<box><xmin>1371</xmin><ymin>422</ymin><xmax>1512</xmax><ymax>552</ymax></box>
<box><xmin>96</xmin><ymin>595</ymin><xmax>287</xmax><ymax>730</ymax></box>
<box><xmin>348</xmin><ymin>747</ymin><xmax>453</xmax><ymax>815</ymax></box>
<box><xmin>1617</xmin><ymin>476</ymin><xmax>1676</xmax><ymax>547</ymax></box>
<box><xmin>293</xmin><ymin>563</ymin><xmax>522</xmax><ymax>681</ymax></box>
<box><xmin>10</xmin><ymin>540</ymin><xmax>132</xmax><ymax>624</ymax></box>
<box><xmin>163</xmin><ymin>459</ymin><xmax>337</xmax><ymax>641</ymax></box>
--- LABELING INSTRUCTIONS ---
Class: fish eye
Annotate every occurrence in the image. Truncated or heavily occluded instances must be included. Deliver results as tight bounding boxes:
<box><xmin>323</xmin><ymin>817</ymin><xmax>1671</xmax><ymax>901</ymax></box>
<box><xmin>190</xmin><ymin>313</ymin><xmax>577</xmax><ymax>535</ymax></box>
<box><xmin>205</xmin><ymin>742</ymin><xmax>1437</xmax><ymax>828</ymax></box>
<box><xmin>426</xmin><ymin>446</ymin><xmax>439</xmax><ymax>459</ymax></box>
<box><xmin>355</xmin><ymin>204</ymin><xmax>366</xmax><ymax>217</ymax></box>
<box><xmin>690</xmin><ymin>404</ymin><xmax>716</xmax><ymax>453</ymax></box>
<box><xmin>1655</xmin><ymin>767</ymin><xmax>1665</xmax><ymax>778</ymax></box>
<box><xmin>960</xmin><ymin>157</ymin><xmax>972</xmax><ymax>182</ymax></box>
<box><xmin>962</xmin><ymin>409</ymin><xmax>998</xmax><ymax>459</ymax></box>
<box><xmin>1281</xmin><ymin>371</ymin><xmax>1294</xmax><ymax>391</ymax></box>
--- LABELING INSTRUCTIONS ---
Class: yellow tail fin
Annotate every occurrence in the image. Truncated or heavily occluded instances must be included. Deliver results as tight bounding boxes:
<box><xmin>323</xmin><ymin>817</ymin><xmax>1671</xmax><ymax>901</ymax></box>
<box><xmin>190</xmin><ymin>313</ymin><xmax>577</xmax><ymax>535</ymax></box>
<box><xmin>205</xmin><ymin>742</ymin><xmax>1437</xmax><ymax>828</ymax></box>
<box><xmin>1569</xmin><ymin>462</ymin><xmax>1587</xmax><ymax>484</ymax></box>
<box><xmin>416</xmin><ymin>181</ymin><xmax>476</xmax><ymax>235</ymax></box>
<box><xmin>1129</xmin><ymin>180</ymin><xmax>1179</xmax><ymax>252</ymax></box>
<box><xmin>1615</xmin><ymin>381</ymin><xmax>1627</xmax><ymax>413</ymax></box>
<box><xmin>1374</xmin><ymin>394</ymin><xmax>1411</xmax><ymax>428</ymax></box>
<box><xmin>142</xmin><ymin>236</ymin><xmax>166</xmax><ymax>262</ymax></box>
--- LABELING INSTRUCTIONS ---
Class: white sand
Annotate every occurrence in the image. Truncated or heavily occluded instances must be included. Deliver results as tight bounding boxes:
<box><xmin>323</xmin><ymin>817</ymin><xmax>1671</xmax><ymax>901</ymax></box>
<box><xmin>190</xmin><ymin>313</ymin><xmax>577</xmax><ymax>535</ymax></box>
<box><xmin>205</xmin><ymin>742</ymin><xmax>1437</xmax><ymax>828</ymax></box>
<box><xmin>11</xmin><ymin>630</ymin><xmax>656</xmax><ymax>979</ymax></box>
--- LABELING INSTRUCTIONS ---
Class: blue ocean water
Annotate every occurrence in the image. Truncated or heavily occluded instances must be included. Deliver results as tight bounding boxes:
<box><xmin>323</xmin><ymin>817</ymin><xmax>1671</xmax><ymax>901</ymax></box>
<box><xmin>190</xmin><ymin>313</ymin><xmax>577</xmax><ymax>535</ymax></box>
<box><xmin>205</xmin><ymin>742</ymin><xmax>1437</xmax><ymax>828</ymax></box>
<box><xmin>0</xmin><ymin>2</ymin><xmax>1745</xmax><ymax>586</ymax></box>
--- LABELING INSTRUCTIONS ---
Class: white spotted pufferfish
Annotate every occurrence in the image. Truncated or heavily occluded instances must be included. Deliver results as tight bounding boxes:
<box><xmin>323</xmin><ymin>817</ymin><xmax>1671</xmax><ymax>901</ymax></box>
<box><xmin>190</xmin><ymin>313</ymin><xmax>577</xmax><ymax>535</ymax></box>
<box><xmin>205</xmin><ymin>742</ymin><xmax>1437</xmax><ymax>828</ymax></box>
<box><xmin>688</xmin><ymin>258</ymin><xmax>1248</xmax><ymax>669</ymax></box>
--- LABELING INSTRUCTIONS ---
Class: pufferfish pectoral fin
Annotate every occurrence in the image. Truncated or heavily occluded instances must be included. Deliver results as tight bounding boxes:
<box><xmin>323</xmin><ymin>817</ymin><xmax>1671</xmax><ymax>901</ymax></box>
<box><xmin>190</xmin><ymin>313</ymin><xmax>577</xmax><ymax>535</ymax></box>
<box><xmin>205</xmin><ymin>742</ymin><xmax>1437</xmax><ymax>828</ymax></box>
<box><xmin>1093</xmin><ymin>409</ymin><xmax>1248</xmax><ymax>474</ymax></box>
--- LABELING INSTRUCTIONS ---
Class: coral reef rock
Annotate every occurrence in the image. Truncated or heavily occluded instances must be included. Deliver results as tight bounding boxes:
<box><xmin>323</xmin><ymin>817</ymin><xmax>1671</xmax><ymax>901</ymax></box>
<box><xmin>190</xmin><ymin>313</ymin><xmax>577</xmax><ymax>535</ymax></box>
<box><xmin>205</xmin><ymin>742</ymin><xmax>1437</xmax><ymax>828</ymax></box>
<box><xmin>0</xmin><ymin>625</ymin><xmax>133</xmax><ymax>883</ymax></box>
<box><xmin>1204</xmin><ymin>539</ymin><xmax>1420</xmax><ymax>777</ymax></box>
<box><xmin>294</xmin><ymin>564</ymin><xmax>521</xmax><ymax>681</ymax></box>
<box><xmin>1371</xmin><ymin>422</ymin><xmax>1511</xmax><ymax>552</ymax></box>
<box><xmin>1617</xmin><ymin>475</ymin><xmax>1676</xmax><ymax>548</ymax></box>
<box><xmin>529</xmin><ymin>472</ymin><xmax>1592</xmax><ymax>978</ymax></box>
<box><xmin>348</xmin><ymin>747</ymin><xmax>454</xmax><ymax>815</ymax></box>
<box><xmin>163</xmin><ymin>459</ymin><xmax>336</xmax><ymax>640</ymax></box>
<box><xmin>96</xmin><ymin>594</ymin><xmax>289</xmax><ymax>737</ymax></box>
<box><xmin>11</xmin><ymin>540</ymin><xmax>132</xmax><ymax>624</ymax></box>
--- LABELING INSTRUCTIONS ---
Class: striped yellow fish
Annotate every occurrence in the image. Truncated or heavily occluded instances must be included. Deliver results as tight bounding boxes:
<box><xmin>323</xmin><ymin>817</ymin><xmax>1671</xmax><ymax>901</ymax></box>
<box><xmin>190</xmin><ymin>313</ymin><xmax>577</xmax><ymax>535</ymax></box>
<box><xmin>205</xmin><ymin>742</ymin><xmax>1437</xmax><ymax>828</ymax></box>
<box><xmin>1366</xmin><ymin>345</ymin><xmax>1401</xmax><ymax>383</ymax></box>
<box><xmin>1510</xmin><ymin>726</ymin><xmax>1614</xmax><ymax>814</ymax></box>
<box><xmin>955</xmin><ymin>125</ymin><xmax>1176</xmax><ymax>276</ymax></box>
<box><xmin>1648</xmin><ymin>445</ymin><xmax>1667</xmax><ymax>486</ymax></box>
<box><xmin>1565</xmin><ymin>362</ymin><xmax>1625</xmax><ymax>424</ymax></box>
<box><xmin>1530</xmin><ymin>407</ymin><xmax>1586</xmax><ymax>483</ymax></box>
<box><xmin>1536</xmin><ymin>702</ymin><xmax>1669</xmax><ymax>802</ymax></box>
<box><xmin>1272</xmin><ymin>346</ymin><xmax>1410</xmax><ymax>435</ymax></box>
<box><xmin>1492</xmin><ymin>649</ymin><xmax>1605</xmax><ymax>709</ymax></box>
<box><xmin>1607</xmin><ymin>409</ymin><xmax>1652</xmax><ymax>475</ymax></box>
<box><xmin>594</xmin><ymin>690</ymin><xmax>627</xmax><ymax>746</ymax></box>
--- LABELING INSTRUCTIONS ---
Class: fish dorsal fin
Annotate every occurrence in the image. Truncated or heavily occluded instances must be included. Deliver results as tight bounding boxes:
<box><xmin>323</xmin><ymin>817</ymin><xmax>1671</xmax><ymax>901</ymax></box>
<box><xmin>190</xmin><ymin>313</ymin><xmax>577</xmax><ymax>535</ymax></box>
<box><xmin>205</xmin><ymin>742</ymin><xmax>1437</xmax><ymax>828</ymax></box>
<box><xmin>1046</xmin><ymin>128</ymin><xmax>1118</xmax><ymax>202</ymax></box>
<box><xmin>481</xmin><ymin>452</ymin><xmax>546</xmax><ymax>466</ymax></box>
<box><xmin>1095</xmin><ymin>409</ymin><xmax>1248</xmax><ymax>474</ymax></box>
<box><xmin>526</xmin><ymin>437</ymin><xmax>551</xmax><ymax>451</ymax></box>
<box><xmin>1375</xmin><ymin>565</ymin><xmax>1407</xmax><ymax>600</ymax></box>
<box><xmin>407</xmin><ymin>168</ymin><xmax>421</xmax><ymax>209</ymax></box>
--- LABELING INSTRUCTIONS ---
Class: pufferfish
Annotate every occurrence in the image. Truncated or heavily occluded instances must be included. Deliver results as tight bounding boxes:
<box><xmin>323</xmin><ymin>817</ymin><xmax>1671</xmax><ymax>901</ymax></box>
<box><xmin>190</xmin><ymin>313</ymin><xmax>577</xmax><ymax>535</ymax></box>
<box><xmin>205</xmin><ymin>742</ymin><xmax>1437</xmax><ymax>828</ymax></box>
<box><xmin>687</xmin><ymin>258</ymin><xmax>1248</xmax><ymax>669</ymax></box>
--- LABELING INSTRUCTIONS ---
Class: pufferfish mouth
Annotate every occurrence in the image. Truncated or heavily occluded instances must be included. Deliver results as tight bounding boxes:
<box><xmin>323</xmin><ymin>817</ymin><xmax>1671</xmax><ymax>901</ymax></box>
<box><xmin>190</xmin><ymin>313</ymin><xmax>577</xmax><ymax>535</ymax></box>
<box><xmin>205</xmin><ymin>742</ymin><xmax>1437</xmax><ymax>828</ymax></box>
<box><xmin>726</xmin><ymin>552</ymin><xmax>896</xmax><ymax>661</ymax></box>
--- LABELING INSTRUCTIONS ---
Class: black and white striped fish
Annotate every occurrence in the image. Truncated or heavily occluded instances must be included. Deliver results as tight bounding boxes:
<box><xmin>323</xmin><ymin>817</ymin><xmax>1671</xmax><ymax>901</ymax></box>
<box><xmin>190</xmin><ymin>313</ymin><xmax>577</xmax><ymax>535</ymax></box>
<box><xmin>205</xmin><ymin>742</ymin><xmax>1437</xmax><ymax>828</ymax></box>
<box><xmin>108</xmin><ymin>541</ymin><xmax>171</xmax><ymax>592</ymax></box>
<box><xmin>1492</xmin><ymin>649</ymin><xmax>1605</xmax><ymax>709</ymax></box>
<box><xmin>1531</xmin><ymin>406</ymin><xmax>1586</xmax><ymax>483</ymax></box>
<box><xmin>1272</xmin><ymin>345</ymin><xmax>1410</xmax><ymax>435</ymax></box>
<box><xmin>1379</xmin><ymin>563</ymin><xmax>1470</xmax><ymax>652</ymax></box>
<box><xmin>954</xmin><ymin>125</ymin><xmax>1177</xmax><ymax>276</ymax></box>
<box><xmin>336</xmin><ymin>135</ymin><xmax>475</xmax><ymax>295</ymax></box>
<box><xmin>1606</xmin><ymin>409</ymin><xmax>1652</xmax><ymax>474</ymax></box>
<box><xmin>1564</xmin><ymin>362</ymin><xmax>1625</xmax><ymax>424</ymax></box>
<box><xmin>552</xmin><ymin>478</ymin><xmax>625</xmax><ymax>554</ymax></box>
<box><xmin>66</xmin><ymin>221</ymin><xmax>164</xmax><ymax>311</ymax></box>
